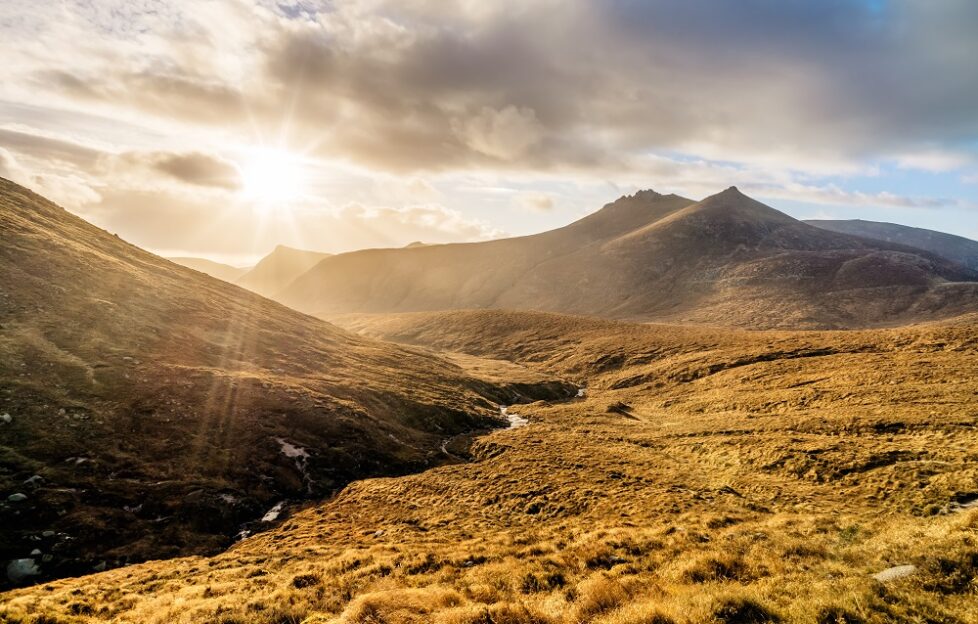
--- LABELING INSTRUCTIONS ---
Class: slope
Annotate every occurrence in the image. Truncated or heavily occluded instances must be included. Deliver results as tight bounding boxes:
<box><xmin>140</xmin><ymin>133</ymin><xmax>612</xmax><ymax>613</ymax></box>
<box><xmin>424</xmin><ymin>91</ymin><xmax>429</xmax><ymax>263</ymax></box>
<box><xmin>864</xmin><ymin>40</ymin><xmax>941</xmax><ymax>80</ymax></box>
<box><xmin>0</xmin><ymin>177</ymin><xmax>571</xmax><ymax>587</ymax></box>
<box><xmin>168</xmin><ymin>257</ymin><xmax>252</xmax><ymax>282</ymax></box>
<box><xmin>278</xmin><ymin>190</ymin><xmax>696</xmax><ymax>316</ymax></box>
<box><xmin>5</xmin><ymin>309</ymin><xmax>978</xmax><ymax>623</ymax></box>
<box><xmin>236</xmin><ymin>245</ymin><xmax>332</xmax><ymax>298</ymax></box>
<box><xmin>806</xmin><ymin>218</ymin><xmax>978</xmax><ymax>270</ymax></box>
<box><xmin>280</xmin><ymin>188</ymin><xmax>978</xmax><ymax>329</ymax></box>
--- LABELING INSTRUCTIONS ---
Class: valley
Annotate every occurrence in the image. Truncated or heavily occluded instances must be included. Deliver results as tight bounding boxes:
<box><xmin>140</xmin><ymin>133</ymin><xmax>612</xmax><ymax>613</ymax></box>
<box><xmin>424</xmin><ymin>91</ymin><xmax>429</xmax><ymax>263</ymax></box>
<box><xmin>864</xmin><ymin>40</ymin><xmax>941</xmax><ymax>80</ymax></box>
<box><xmin>4</xmin><ymin>3</ymin><xmax>977</xmax><ymax>621</ymax></box>
<box><xmin>3</xmin><ymin>307</ymin><xmax>977</xmax><ymax>623</ymax></box>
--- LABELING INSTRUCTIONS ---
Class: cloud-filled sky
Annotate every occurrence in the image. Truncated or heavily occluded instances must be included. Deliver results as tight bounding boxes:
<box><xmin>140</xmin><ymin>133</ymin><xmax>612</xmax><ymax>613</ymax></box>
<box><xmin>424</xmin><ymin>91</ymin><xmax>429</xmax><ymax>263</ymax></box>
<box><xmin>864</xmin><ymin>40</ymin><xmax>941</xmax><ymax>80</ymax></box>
<box><xmin>1</xmin><ymin>0</ymin><xmax>977</xmax><ymax>264</ymax></box>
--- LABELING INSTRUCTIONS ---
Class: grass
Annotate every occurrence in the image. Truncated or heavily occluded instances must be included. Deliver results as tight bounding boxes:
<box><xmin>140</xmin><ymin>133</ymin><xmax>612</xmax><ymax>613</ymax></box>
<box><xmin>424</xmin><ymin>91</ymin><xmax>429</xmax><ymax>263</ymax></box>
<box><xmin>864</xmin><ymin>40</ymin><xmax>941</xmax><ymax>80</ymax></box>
<box><xmin>3</xmin><ymin>309</ymin><xmax>977</xmax><ymax>622</ymax></box>
<box><xmin>0</xmin><ymin>178</ymin><xmax>573</xmax><ymax>586</ymax></box>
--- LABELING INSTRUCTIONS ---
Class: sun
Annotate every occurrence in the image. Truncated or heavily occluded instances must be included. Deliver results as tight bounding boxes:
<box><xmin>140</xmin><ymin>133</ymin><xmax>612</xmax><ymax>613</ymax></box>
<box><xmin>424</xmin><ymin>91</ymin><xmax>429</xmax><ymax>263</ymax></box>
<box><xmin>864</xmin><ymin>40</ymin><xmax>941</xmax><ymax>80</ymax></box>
<box><xmin>240</xmin><ymin>147</ymin><xmax>305</xmax><ymax>211</ymax></box>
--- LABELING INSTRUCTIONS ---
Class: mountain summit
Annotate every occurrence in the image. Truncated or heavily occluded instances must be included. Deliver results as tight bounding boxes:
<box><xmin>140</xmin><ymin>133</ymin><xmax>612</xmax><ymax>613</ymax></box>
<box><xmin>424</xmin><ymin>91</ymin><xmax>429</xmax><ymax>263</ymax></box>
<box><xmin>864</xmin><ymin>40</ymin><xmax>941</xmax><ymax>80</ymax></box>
<box><xmin>277</xmin><ymin>188</ymin><xmax>978</xmax><ymax>328</ymax></box>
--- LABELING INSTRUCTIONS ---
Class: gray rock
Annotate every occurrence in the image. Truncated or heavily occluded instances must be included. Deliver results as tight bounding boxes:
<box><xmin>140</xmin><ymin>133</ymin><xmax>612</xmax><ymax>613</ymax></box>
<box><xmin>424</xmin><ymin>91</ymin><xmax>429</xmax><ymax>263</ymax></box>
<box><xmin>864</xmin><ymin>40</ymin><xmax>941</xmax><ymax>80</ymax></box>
<box><xmin>872</xmin><ymin>564</ymin><xmax>916</xmax><ymax>582</ymax></box>
<box><xmin>6</xmin><ymin>558</ymin><xmax>40</xmax><ymax>583</ymax></box>
<box><xmin>0</xmin><ymin>413</ymin><xmax>11</xmax><ymax>424</ymax></box>
<box><xmin>7</xmin><ymin>493</ymin><xmax>27</xmax><ymax>502</ymax></box>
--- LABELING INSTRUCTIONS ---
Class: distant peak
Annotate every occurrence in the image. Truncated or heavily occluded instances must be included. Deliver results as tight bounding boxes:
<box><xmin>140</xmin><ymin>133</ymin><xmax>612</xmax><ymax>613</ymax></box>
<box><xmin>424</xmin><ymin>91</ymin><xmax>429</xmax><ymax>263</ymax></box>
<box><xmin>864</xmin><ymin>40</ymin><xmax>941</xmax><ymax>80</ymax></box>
<box><xmin>271</xmin><ymin>244</ymin><xmax>324</xmax><ymax>255</ymax></box>
<box><xmin>700</xmin><ymin>186</ymin><xmax>754</xmax><ymax>205</ymax></box>
<box><xmin>628</xmin><ymin>189</ymin><xmax>662</xmax><ymax>200</ymax></box>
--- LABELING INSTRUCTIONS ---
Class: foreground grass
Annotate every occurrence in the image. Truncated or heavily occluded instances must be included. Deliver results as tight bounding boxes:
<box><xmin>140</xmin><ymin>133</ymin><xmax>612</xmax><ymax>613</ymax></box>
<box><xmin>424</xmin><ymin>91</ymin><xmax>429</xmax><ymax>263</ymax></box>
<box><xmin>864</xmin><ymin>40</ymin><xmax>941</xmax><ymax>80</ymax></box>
<box><xmin>3</xmin><ymin>311</ymin><xmax>977</xmax><ymax>623</ymax></box>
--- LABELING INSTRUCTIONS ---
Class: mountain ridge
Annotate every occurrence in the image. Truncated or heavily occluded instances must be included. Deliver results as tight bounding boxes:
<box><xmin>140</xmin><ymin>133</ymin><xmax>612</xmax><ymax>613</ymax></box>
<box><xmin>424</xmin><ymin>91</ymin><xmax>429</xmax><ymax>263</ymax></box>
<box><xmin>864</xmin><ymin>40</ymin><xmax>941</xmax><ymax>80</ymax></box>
<box><xmin>235</xmin><ymin>244</ymin><xmax>333</xmax><ymax>298</ymax></box>
<box><xmin>806</xmin><ymin>218</ymin><xmax>978</xmax><ymax>270</ymax></box>
<box><xmin>277</xmin><ymin>187</ymin><xmax>978</xmax><ymax>328</ymax></box>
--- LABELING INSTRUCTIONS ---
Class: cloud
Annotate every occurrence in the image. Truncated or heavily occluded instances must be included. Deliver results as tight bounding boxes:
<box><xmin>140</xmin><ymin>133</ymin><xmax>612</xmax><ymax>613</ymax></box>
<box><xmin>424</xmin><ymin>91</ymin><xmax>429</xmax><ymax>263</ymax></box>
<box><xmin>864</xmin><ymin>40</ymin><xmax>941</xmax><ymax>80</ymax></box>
<box><xmin>0</xmin><ymin>126</ymin><xmax>102</xmax><ymax>169</ymax></box>
<box><xmin>453</xmin><ymin>106</ymin><xmax>544</xmax><ymax>161</ymax></box>
<box><xmin>519</xmin><ymin>192</ymin><xmax>554</xmax><ymax>212</ymax></box>
<box><xmin>1</xmin><ymin>0</ymin><xmax>977</xmax><ymax>253</ymax></box>
<box><xmin>11</xmin><ymin>0</ymin><xmax>978</xmax><ymax>176</ymax></box>
<box><xmin>893</xmin><ymin>150</ymin><xmax>975</xmax><ymax>173</ymax></box>
<box><xmin>335</xmin><ymin>202</ymin><xmax>502</xmax><ymax>242</ymax></box>
<box><xmin>6</xmin><ymin>1</ymin><xmax>977</xmax><ymax>178</ymax></box>
<box><xmin>751</xmin><ymin>182</ymin><xmax>966</xmax><ymax>211</ymax></box>
<box><xmin>122</xmin><ymin>151</ymin><xmax>242</xmax><ymax>189</ymax></box>
<box><xmin>0</xmin><ymin>147</ymin><xmax>18</xmax><ymax>178</ymax></box>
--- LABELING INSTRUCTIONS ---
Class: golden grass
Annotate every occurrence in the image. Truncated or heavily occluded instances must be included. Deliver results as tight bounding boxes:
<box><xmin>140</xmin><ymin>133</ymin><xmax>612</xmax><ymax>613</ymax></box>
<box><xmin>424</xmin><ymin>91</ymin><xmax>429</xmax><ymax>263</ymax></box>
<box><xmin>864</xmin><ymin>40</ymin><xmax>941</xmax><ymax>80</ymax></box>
<box><xmin>3</xmin><ymin>310</ymin><xmax>978</xmax><ymax>623</ymax></box>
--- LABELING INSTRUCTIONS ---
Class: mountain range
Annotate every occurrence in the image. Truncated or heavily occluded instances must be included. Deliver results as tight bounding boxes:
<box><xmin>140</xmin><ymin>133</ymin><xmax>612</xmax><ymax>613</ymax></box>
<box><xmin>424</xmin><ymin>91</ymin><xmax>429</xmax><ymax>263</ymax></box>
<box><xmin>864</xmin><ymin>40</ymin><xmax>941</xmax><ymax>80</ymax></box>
<box><xmin>2</xmin><ymin>175</ymin><xmax>978</xmax><ymax>622</ymax></box>
<box><xmin>275</xmin><ymin>188</ymin><xmax>978</xmax><ymax>329</ymax></box>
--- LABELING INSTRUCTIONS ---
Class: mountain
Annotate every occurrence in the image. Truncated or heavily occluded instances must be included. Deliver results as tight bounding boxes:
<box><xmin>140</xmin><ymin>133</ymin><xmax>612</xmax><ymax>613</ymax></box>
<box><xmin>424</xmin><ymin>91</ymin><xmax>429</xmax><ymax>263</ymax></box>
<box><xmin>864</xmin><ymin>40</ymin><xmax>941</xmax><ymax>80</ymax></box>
<box><xmin>0</xmin><ymin>177</ymin><xmax>572</xmax><ymax>587</ymax></box>
<box><xmin>167</xmin><ymin>256</ymin><xmax>252</xmax><ymax>282</ymax></box>
<box><xmin>235</xmin><ymin>245</ymin><xmax>332</xmax><ymax>298</ymax></box>
<box><xmin>278</xmin><ymin>188</ymin><xmax>978</xmax><ymax>329</ymax></box>
<box><xmin>806</xmin><ymin>219</ymin><xmax>978</xmax><ymax>270</ymax></box>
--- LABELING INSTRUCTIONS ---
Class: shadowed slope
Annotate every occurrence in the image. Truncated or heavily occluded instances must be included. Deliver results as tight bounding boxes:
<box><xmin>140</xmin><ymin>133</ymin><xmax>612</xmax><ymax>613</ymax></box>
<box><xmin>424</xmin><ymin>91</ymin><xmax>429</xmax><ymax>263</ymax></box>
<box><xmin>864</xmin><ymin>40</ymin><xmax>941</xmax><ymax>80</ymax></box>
<box><xmin>281</xmin><ymin>188</ymin><xmax>978</xmax><ymax>328</ymax></box>
<box><xmin>806</xmin><ymin>218</ymin><xmax>978</xmax><ymax>270</ymax></box>
<box><xmin>0</xmin><ymin>177</ymin><xmax>566</xmax><ymax>586</ymax></box>
<box><xmin>277</xmin><ymin>191</ymin><xmax>695</xmax><ymax>316</ymax></box>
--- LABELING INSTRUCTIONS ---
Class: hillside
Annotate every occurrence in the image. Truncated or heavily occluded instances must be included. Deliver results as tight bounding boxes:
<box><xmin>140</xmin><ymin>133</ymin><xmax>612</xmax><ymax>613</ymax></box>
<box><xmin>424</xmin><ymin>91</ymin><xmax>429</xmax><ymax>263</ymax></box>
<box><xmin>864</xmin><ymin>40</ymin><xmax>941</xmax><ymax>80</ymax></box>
<box><xmin>806</xmin><ymin>219</ymin><xmax>978</xmax><ymax>270</ymax></box>
<box><xmin>167</xmin><ymin>257</ymin><xmax>252</xmax><ymax>283</ymax></box>
<box><xmin>0</xmin><ymin>178</ymin><xmax>573</xmax><ymax>587</ymax></box>
<box><xmin>279</xmin><ymin>188</ymin><xmax>978</xmax><ymax>329</ymax></box>
<box><xmin>236</xmin><ymin>245</ymin><xmax>332</xmax><ymax>298</ymax></box>
<box><xmin>5</xmin><ymin>309</ymin><xmax>977</xmax><ymax>623</ymax></box>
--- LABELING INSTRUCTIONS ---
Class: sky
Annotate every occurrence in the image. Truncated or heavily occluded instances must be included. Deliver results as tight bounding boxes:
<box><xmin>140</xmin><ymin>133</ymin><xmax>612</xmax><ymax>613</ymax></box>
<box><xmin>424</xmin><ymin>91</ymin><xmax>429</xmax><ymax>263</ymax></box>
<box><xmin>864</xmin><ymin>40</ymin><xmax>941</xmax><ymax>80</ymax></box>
<box><xmin>1</xmin><ymin>0</ymin><xmax>977</xmax><ymax>265</ymax></box>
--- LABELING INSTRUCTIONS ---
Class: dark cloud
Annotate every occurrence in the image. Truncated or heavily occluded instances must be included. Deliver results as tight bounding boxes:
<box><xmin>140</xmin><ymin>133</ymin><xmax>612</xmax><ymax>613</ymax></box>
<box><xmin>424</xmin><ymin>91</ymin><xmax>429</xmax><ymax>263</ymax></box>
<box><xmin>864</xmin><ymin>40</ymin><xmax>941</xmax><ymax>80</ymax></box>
<box><xmin>16</xmin><ymin>1</ymin><xmax>978</xmax><ymax>174</ymax></box>
<box><xmin>0</xmin><ymin>126</ymin><xmax>241</xmax><ymax>189</ymax></box>
<box><xmin>131</xmin><ymin>151</ymin><xmax>242</xmax><ymax>189</ymax></box>
<box><xmin>35</xmin><ymin>69</ymin><xmax>252</xmax><ymax>125</ymax></box>
<box><xmin>0</xmin><ymin>127</ymin><xmax>101</xmax><ymax>169</ymax></box>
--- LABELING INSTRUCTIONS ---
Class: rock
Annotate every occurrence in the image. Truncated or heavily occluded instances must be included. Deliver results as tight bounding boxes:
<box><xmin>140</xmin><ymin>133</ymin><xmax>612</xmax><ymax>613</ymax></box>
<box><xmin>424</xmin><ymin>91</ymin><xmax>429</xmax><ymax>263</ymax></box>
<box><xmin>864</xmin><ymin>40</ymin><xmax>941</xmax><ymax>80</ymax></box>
<box><xmin>23</xmin><ymin>475</ymin><xmax>43</xmax><ymax>487</ymax></box>
<box><xmin>872</xmin><ymin>564</ymin><xmax>916</xmax><ymax>582</ymax></box>
<box><xmin>7</xmin><ymin>493</ymin><xmax>28</xmax><ymax>502</ymax></box>
<box><xmin>41</xmin><ymin>530</ymin><xmax>55</xmax><ymax>538</ymax></box>
<box><xmin>93</xmin><ymin>561</ymin><xmax>107</xmax><ymax>572</ymax></box>
<box><xmin>6</xmin><ymin>558</ymin><xmax>40</xmax><ymax>583</ymax></box>
<box><xmin>0</xmin><ymin>413</ymin><xmax>11</xmax><ymax>424</ymax></box>
<box><xmin>30</xmin><ymin>549</ymin><xmax>41</xmax><ymax>556</ymax></box>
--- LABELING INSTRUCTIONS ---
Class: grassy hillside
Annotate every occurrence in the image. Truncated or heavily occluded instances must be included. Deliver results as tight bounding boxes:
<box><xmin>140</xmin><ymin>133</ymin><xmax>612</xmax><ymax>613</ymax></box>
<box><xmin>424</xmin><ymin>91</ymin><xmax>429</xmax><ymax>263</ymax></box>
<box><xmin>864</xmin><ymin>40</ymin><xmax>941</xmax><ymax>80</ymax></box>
<box><xmin>5</xmin><ymin>309</ymin><xmax>976</xmax><ymax>623</ymax></box>
<box><xmin>278</xmin><ymin>189</ymin><xmax>978</xmax><ymax>329</ymax></box>
<box><xmin>0</xmin><ymin>178</ymin><xmax>573</xmax><ymax>587</ymax></box>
